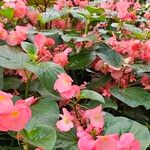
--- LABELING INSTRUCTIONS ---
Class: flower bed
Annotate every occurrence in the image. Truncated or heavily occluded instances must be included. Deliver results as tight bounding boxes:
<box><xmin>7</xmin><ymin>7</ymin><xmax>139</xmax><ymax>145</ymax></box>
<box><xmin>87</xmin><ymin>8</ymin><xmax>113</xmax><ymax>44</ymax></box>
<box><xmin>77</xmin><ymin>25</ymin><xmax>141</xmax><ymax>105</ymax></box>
<box><xmin>0</xmin><ymin>0</ymin><xmax>150</xmax><ymax>149</ymax></box>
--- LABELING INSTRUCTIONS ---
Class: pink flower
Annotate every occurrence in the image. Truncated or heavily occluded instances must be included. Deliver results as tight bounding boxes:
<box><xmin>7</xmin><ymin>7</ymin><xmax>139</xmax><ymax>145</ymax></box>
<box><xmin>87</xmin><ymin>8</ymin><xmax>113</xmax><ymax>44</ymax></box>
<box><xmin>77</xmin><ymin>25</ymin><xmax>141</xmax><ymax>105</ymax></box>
<box><xmin>54</xmin><ymin>73</ymin><xmax>73</xmax><ymax>93</ymax></box>
<box><xmin>7</xmin><ymin>30</ymin><xmax>20</xmax><ymax>46</ymax></box>
<box><xmin>0</xmin><ymin>102</ymin><xmax>31</xmax><ymax>131</ymax></box>
<box><xmin>7</xmin><ymin>25</ymin><xmax>29</xmax><ymax>46</ymax></box>
<box><xmin>95</xmin><ymin>134</ymin><xmax>119</xmax><ymax>150</ymax></box>
<box><xmin>116</xmin><ymin>0</ymin><xmax>130</xmax><ymax>19</ymax></box>
<box><xmin>14</xmin><ymin>0</ymin><xmax>27</xmax><ymax>18</ymax></box>
<box><xmin>54</xmin><ymin>73</ymin><xmax>80</xmax><ymax>99</ymax></box>
<box><xmin>85</xmin><ymin>105</ymin><xmax>104</xmax><ymax>128</ymax></box>
<box><xmin>56</xmin><ymin>108</ymin><xmax>73</xmax><ymax>132</ymax></box>
<box><xmin>117</xmin><ymin>133</ymin><xmax>140</xmax><ymax>150</ymax></box>
<box><xmin>0</xmin><ymin>91</ymin><xmax>13</xmax><ymax>114</ymax></box>
<box><xmin>34</xmin><ymin>34</ymin><xmax>54</xmax><ymax>61</ymax></box>
<box><xmin>53</xmin><ymin>48</ymin><xmax>72</xmax><ymax>67</ymax></box>
<box><xmin>0</xmin><ymin>26</ymin><xmax>8</xmax><ymax>40</ymax></box>
<box><xmin>16</xmin><ymin>96</ymin><xmax>37</xmax><ymax>106</ymax></box>
<box><xmin>78</xmin><ymin>134</ymin><xmax>95</xmax><ymax>150</ymax></box>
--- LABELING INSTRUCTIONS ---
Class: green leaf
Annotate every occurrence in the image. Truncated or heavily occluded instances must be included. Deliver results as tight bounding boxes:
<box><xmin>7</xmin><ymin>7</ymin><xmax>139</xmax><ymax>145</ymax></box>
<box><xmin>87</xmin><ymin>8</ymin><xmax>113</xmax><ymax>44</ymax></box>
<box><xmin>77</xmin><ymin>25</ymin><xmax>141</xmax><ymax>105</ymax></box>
<box><xmin>86</xmin><ymin>98</ymin><xmax>117</xmax><ymax>110</ymax></box>
<box><xmin>0</xmin><ymin>8</ymin><xmax>14</xmax><ymax>19</ymax></box>
<box><xmin>0</xmin><ymin>45</ymin><xmax>29</xmax><ymax>69</ymax></box>
<box><xmin>0</xmin><ymin>67</ymin><xmax>4</xmax><ymax>90</ymax></box>
<box><xmin>21</xmin><ymin>42</ymin><xmax>38</xmax><ymax>61</ymax></box>
<box><xmin>133</xmin><ymin>63</ymin><xmax>150</xmax><ymax>74</ymax></box>
<box><xmin>25</xmin><ymin>62</ymin><xmax>65</xmax><ymax>97</ymax></box>
<box><xmin>68</xmin><ymin>51</ymin><xmax>96</xmax><ymax>70</ymax></box>
<box><xmin>86</xmin><ymin>6</ymin><xmax>105</xmax><ymax>14</ymax></box>
<box><xmin>40</xmin><ymin>8</ymin><xmax>63</xmax><ymax>24</ymax></box>
<box><xmin>80</xmin><ymin>89</ymin><xmax>105</xmax><ymax>103</ymax></box>
<box><xmin>104</xmin><ymin>113</ymin><xmax>150</xmax><ymax>150</ymax></box>
<box><xmin>94</xmin><ymin>42</ymin><xmax>123</xmax><ymax>69</ymax></box>
<box><xmin>87</xmin><ymin>75</ymin><xmax>111</xmax><ymax>90</ymax></box>
<box><xmin>21</xmin><ymin>125</ymin><xmax>56</xmax><ymax>150</ymax></box>
<box><xmin>54</xmin><ymin>129</ymin><xmax>78</xmax><ymax>150</ymax></box>
<box><xmin>4</xmin><ymin>77</ymin><xmax>21</xmax><ymax>90</ymax></box>
<box><xmin>26</xmin><ymin>98</ymin><xmax>59</xmax><ymax>130</ymax></box>
<box><xmin>21</xmin><ymin>42</ymin><xmax>37</xmax><ymax>54</ymax></box>
<box><xmin>110</xmin><ymin>87</ymin><xmax>150</xmax><ymax>110</ymax></box>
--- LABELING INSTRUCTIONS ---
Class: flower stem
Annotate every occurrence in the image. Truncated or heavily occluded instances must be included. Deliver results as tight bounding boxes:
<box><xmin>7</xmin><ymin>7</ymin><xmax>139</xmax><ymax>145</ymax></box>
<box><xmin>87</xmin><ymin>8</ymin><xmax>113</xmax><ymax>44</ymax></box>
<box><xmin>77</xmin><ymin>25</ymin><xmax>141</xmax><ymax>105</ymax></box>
<box><xmin>24</xmin><ymin>72</ymin><xmax>33</xmax><ymax>99</ymax></box>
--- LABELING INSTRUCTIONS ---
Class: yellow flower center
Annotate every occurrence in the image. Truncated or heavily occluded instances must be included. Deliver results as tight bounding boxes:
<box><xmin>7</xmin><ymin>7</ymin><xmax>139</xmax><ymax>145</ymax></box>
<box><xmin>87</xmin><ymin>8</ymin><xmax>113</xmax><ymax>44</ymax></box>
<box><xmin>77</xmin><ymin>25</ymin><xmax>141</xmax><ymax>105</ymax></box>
<box><xmin>63</xmin><ymin>117</ymin><xmax>69</xmax><ymax>124</ymax></box>
<box><xmin>0</xmin><ymin>95</ymin><xmax>5</xmax><ymax>101</ymax></box>
<box><xmin>11</xmin><ymin>111</ymin><xmax>19</xmax><ymax>118</ymax></box>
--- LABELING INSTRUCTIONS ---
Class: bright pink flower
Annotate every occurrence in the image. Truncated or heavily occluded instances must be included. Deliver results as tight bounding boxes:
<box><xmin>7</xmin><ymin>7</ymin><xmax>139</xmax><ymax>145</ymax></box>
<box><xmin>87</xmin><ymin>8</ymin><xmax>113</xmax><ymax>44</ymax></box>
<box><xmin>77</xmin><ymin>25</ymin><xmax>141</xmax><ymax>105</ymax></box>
<box><xmin>56</xmin><ymin>108</ymin><xmax>73</xmax><ymax>132</ymax></box>
<box><xmin>78</xmin><ymin>134</ymin><xmax>95</xmax><ymax>150</ymax></box>
<box><xmin>85</xmin><ymin>105</ymin><xmax>104</xmax><ymax>128</ymax></box>
<box><xmin>116</xmin><ymin>0</ymin><xmax>130</xmax><ymax>19</ymax></box>
<box><xmin>95</xmin><ymin>134</ymin><xmax>119</xmax><ymax>150</ymax></box>
<box><xmin>0</xmin><ymin>102</ymin><xmax>31</xmax><ymax>131</ymax></box>
<box><xmin>14</xmin><ymin>0</ymin><xmax>27</xmax><ymax>18</ymax></box>
<box><xmin>0</xmin><ymin>26</ymin><xmax>8</xmax><ymax>40</ymax></box>
<box><xmin>117</xmin><ymin>133</ymin><xmax>140</xmax><ymax>150</ymax></box>
<box><xmin>53</xmin><ymin>48</ymin><xmax>72</xmax><ymax>67</ymax></box>
<box><xmin>54</xmin><ymin>73</ymin><xmax>73</xmax><ymax>93</ymax></box>
<box><xmin>0</xmin><ymin>91</ymin><xmax>13</xmax><ymax>114</ymax></box>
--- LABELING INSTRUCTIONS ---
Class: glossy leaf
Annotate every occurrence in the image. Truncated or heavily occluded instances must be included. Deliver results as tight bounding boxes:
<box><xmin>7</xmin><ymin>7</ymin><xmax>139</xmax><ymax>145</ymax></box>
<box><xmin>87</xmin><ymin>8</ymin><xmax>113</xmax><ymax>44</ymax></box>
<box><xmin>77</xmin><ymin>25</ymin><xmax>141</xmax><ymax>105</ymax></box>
<box><xmin>0</xmin><ymin>45</ymin><xmax>29</xmax><ymax>69</ymax></box>
<box><xmin>26</xmin><ymin>98</ymin><xmax>59</xmax><ymax>130</ymax></box>
<box><xmin>94</xmin><ymin>42</ymin><xmax>123</xmax><ymax>69</ymax></box>
<box><xmin>21</xmin><ymin>125</ymin><xmax>56</xmax><ymax>150</ymax></box>
<box><xmin>80</xmin><ymin>89</ymin><xmax>105</xmax><ymax>103</ymax></box>
<box><xmin>68</xmin><ymin>51</ymin><xmax>96</xmax><ymax>70</ymax></box>
<box><xmin>25</xmin><ymin>62</ymin><xmax>65</xmax><ymax>97</ymax></box>
<box><xmin>110</xmin><ymin>87</ymin><xmax>150</xmax><ymax>110</ymax></box>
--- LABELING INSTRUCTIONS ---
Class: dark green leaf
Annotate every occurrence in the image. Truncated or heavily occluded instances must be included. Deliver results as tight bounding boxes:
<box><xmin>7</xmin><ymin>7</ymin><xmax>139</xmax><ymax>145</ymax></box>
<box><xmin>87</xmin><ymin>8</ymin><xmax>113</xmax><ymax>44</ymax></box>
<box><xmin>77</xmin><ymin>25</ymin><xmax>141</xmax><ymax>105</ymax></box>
<box><xmin>54</xmin><ymin>129</ymin><xmax>77</xmax><ymax>150</ymax></box>
<box><xmin>26</xmin><ymin>98</ymin><xmax>59</xmax><ymax>130</ymax></box>
<box><xmin>68</xmin><ymin>51</ymin><xmax>96</xmax><ymax>70</ymax></box>
<box><xmin>0</xmin><ymin>67</ymin><xmax>4</xmax><ymax>90</ymax></box>
<box><xmin>94</xmin><ymin>42</ymin><xmax>123</xmax><ymax>69</ymax></box>
<box><xmin>4</xmin><ymin>77</ymin><xmax>21</xmax><ymax>90</ymax></box>
<box><xmin>110</xmin><ymin>87</ymin><xmax>150</xmax><ymax>110</ymax></box>
<box><xmin>21</xmin><ymin>125</ymin><xmax>56</xmax><ymax>150</ymax></box>
<box><xmin>87</xmin><ymin>75</ymin><xmax>111</xmax><ymax>90</ymax></box>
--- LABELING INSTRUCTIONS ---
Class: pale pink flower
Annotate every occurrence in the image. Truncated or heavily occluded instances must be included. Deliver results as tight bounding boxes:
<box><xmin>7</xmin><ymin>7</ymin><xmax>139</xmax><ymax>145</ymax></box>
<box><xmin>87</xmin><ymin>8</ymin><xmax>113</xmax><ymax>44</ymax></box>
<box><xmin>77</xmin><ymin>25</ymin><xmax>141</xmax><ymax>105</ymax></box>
<box><xmin>117</xmin><ymin>133</ymin><xmax>140</xmax><ymax>150</ymax></box>
<box><xmin>78</xmin><ymin>134</ymin><xmax>95</xmax><ymax>150</ymax></box>
<box><xmin>53</xmin><ymin>48</ymin><xmax>72</xmax><ymax>67</ymax></box>
<box><xmin>116</xmin><ymin>0</ymin><xmax>130</xmax><ymax>19</ymax></box>
<box><xmin>0</xmin><ymin>91</ymin><xmax>13</xmax><ymax>114</ymax></box>
<box><xmin>16</xmin><ymin>96</ymin><xmax>37</xmax><ymax>106</ymax></box>
<box><xmin>54</xmin><ymin>73</ymin><xmax>73</xmax><ymax>93</ymax></box>
<box><xmin>56</xmin><ymin>108</ymin><xmax>73</xmax><ymax>132</ymax></box>
<box><xmin>85</xmin><ymin>105</ymin><xmax>104</xmax><ymax>128</ymax></box>
<box><xmin>95</xmin><ymin>134</ymin><xmax>119</xmax><ymax>150</ymax></box>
